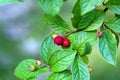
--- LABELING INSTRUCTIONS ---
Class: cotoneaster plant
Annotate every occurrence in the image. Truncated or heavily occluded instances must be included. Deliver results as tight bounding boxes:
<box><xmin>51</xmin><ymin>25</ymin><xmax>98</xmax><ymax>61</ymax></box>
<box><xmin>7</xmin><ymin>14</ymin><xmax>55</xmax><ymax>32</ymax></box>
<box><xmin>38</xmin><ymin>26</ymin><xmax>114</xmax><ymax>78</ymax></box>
<box><xmin>1</xmin><ymin>0</ymin><xmax>120</xmax><ymax>80</ymax></box>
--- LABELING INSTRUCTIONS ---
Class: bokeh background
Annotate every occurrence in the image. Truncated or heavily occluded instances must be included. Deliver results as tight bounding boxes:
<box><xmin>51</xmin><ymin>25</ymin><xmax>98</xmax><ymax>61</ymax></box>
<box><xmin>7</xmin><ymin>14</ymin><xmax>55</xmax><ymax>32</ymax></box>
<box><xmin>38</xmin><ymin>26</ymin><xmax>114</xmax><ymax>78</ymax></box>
<box><xmin>0</xmin><ymin>0</ymin><xmax>120</xmax><ymax>80</ymax></box>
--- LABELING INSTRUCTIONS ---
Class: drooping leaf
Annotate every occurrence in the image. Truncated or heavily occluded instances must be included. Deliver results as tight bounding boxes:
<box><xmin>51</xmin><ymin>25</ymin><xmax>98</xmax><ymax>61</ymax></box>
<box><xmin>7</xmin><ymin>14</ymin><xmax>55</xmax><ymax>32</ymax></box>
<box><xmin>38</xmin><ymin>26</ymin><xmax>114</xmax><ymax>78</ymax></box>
<box><xmin>49</xmin><ymin>50</ymin><xmax>76</xmax><ymax>72</ymax></box>
<box><xmin>14</xmin><ymin>59</ymin><xmax>48</xmax><ymax>80</ymax></box>
<box><xmin>47</xmin><ymin>70</ymin><xmax>72</xmax><ymax>80</ymax></box>
<box><xmin>84</xmin><ymin>10</ymin><xmax>105</xmax><ymax>31</ymax></box>
<box><xmin>106</xmin><ymin>0</ymin><xmax>120</xmax><ymax>15</ymax></box>
<box><xmin>40</xmin><ymin>33</ymin><xmax>56</xmax><ymax>64</ymax></box>
<box><xmin>39</xmin><ymin>0</ymin><xmax>63</xmax><ymax>15</ymax></box>
<box><xmin>67</xmin><ymin>32</ymin><xmax>96</xmax><ymax>55</ymax></box>
<box><xmin>99</xmin><ymin>29</ymin><xmax>117</xmax><ymax>65</ymax></box>
<box><xmin>72</xmin><ymin>0</ymin><xmax>104</xmax><ymax>16</ymax></box>
<box><xmin>105</xmin><ymin>17</ymin><xmax>120</xmax><ymax>33</ymax></box>
<box><xmin>72</xmin><ymin>57</ymin><xmax>90</xmax><ymax>80</ymax></box>
<box><xmin>0</xmin><ymin>0</ymin><xmax>23</xmax><ymax>6</ymax></box>
<box><xmin>44</xmin><ymin>14</ymin><xmax>71</xmax><ymax>32</ymax></box>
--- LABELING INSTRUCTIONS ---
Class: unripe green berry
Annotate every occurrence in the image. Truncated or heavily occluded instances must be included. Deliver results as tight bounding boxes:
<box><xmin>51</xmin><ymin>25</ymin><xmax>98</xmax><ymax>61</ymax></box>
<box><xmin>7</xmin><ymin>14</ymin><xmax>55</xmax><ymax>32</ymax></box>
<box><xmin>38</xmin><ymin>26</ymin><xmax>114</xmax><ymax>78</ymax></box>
<box><xmin>36</xmin><ymin>60</ymin><xmax>41</xmax><ymax>66</ymax></box>
<box><xmin>29</xmin><ymin>65</ymin><xmax>35</xmax><ymax>71</ymax></box>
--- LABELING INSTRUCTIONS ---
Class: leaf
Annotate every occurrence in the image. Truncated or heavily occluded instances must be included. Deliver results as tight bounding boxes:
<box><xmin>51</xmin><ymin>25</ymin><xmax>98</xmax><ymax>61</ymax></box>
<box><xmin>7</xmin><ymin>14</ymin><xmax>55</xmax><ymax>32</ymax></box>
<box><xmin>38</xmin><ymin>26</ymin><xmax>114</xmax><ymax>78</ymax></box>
<box><xmin>99</xmin><ymin>29</ymin><xmax>117</xmax><ymax>65</ymax></box>
<box><xmin>84</xmin><ymin>10</ymin><xmax>105</xmax><ymax>31</ymax></box>
<box><xmin>14</xmin><ymin>59</ymin><xmax>48</xmax><ymax>79</ymax></box>
<box><xmin>106</xmin><ymin>0</ymin><xmax>120</xmax><ymax>15</ymax></box>
<box><xmin>40</xmin><ymin>33</ymin><xmax>56</xmax><ymax>64</ymax></box>
<box><xmin>39</xmin><ymin>0</ymin><xmax>63</xmax><ymax>15</ymax></box>
<box><xmin>44</xmin><ymin>14</ymin><xmax>71</xmax><ymax>32</ymax></box>
<box><xmin>72</xmin><ymin>57</ymin><xmax>90</xmax><ymax>80</ymax></box>
<box><xmin>47</xmin><ymin>70</ymin><xmax>72</xmax><ymax>80</ymax></box>
<box><xmin>72</xmin><ymin>5</ymin><xmax>95</xmax><ymax>29</ymax></box>
<box><xmin>105</xmin><ymin>17</ymin><xmax>120</xmax><ymax>33</ymax></box>
<box><xmin>28</xmin><ymin>77</ymin><xmax>37</xmax><ymax>80</ymax></box>
<box><xmin>81</xmin><ymin>56</ymin><xmax>89</xmax><ymax>64</ymax></box>
<box><xmin>67</xmin><ymin>32</ymin><xmax>96</xmax><ymax>55</ymax></box>
<box><xmin>72</xmin><ymin>0</ymin><xmax>104</xmax><ymax>16</ymax></box>
<box><xmin>49</xmin><ymin>50</ymin><xmax>76</xmax><ymax>72</ymax></box>
<box><xmin>0</xmin><ymin>0</ymin><xmax>23</xmax><ymax>6</ymax></box>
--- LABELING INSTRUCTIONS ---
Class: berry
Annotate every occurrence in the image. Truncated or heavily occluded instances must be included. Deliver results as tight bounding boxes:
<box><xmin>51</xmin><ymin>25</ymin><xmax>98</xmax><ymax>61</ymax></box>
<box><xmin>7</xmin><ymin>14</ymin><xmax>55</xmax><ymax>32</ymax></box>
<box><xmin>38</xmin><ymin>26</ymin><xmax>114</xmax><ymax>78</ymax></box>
<box><xmin>96</xmin><ymin>30</ymin><xmax>103</xmax><ymax>37</ymax></box>
<box><xmin>29</xmin><ymin>65</ymin><xmax>35</xmax><ymax>71</ymax></box>
<box><xmin>53</xmin><ymin>35</ymin><xmax>64</xmax><ymax>45</ymax></box>
<box><xmin>36</xmin><ymin>60</ymin><xmax>41</xmax><ymax>66</ymax></box>
<box><xmin>88</xmin><ymin>66</ymin><xmax>93</xmax><ymax>73</ymax></box>
<box><xmin>62</xmin><ymin>38</ymin><xmax>70</xmax><ymax>47</ymax></box>
<box><xmin>52</xmin><ymin>34</ymin><xmax>58</xmax><ymax>39</ymax></box>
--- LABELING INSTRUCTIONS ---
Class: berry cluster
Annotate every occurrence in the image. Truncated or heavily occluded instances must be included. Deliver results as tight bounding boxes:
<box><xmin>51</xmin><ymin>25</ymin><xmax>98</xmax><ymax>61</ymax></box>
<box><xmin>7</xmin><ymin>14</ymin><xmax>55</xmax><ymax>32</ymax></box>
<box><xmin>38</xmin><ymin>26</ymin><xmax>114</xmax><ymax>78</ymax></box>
<box><xmin>29</xmin><ymin>60</ymin><xmax>42</xmax><ymax>71</ymax></box>
<box><xmin>52</xmin><ymin>34</ymin><xmax>70</xmax><ymax>47</ymax></box>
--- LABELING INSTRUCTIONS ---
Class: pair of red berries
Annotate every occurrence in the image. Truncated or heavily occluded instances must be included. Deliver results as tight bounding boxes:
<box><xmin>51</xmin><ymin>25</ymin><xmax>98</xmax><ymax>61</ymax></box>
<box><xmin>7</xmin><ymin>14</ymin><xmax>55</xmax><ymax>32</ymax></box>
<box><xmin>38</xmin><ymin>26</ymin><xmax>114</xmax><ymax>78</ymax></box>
<box><xmin>52</xmin><ymin>34</ymin><xmax>70</xmax><ymax>47</ymax></box>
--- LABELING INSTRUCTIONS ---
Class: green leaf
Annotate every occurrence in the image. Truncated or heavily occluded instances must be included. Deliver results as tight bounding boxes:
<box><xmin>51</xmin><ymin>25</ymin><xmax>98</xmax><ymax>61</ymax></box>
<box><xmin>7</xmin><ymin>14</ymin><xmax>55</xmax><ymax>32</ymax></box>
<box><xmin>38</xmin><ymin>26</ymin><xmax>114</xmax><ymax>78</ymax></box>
<box><xmin>99</xmin><ymin>29</ymin><xmax>117</xmax><ymax>65</ymax></box>
<box><xmin>67</xmin><ymin>32</ymin><xmax>96</xmax><ymax>55</ymax></box>
<box><xmin>47</xmin><ymin>70</ymin><xmax>72</xmax><ymax>80</ymax></box>
<box><xmin>49</xmin><ymin>50</ymin><xmax>76</xmax><ymax>72</ymax></box>
<box><xmin>39</xmin><ymin>0</ymin><xmax>63</xmax><ymax>15</ymax></box>
<box><xmin>72</xmin><ymin>57</ymin><xmax>90</xmax><ymax>80</ymax></box>
<box><xmin>72</xmin><ymin>0</ymin><xmax>104</xmax><ymax>16</ymax></box>
<box><xmin>106</xmin><ymin>0</ymin><xmax>120</xmax><ymax>15</ymax></box>
<box><xmin>28</xmin><ymin>77</ymin><xmax>37</xmax><ymax>80</ymax></box>
<box><xmin>40</xmin><ymin>33</ymin><xmax>56</xmax><ymax>64</ymax></box>
<box><xmin>84</xmin><ymin>10</ymin><xmax>105</xmax><ymax>31</ymax></box>
<box><xmin>72</xmin><ymin>4</ymin><xmax>95</xmax><ymax>29</ymax></box>
<box><xmin>105</xmin><ymin>17</ymin><xmax>120</xmax><ymax>33</ymax></box>
<box><xmin>44</xmin><ymin>14</ymin><xmax>71</xmax><ymax>32</ymax></box>
<box><xmin>14</xmin><ymin>59</ymin><xmax>48</xmax><ymax>79</ymax></box>
<box><xmin>81</xmin><ymin>56</ymin><xmax>89</xmax><ymax>64</ymax></box>
<box><xmin>0</xmin><ymin>0</ymin><xmax>23</xmax><ymax>6</ymax></box>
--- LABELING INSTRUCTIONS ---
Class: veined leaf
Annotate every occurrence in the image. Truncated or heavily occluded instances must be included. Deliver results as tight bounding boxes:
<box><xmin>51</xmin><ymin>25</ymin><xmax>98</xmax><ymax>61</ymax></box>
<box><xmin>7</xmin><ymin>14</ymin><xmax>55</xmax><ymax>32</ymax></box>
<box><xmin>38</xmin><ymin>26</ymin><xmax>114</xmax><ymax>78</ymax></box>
<box><xmin>72</xmin><ymin>0</ymin><xmax>104</xmax><ymax>16</ymax></box>
<box><xmin>14</xmin><ymin>59</ymin><xmax>48</xmax><ymax>79</ymax></box>
<box><xmin>47</xmin><ymin>70</ymin><xmax>72</xmax><ymax>80</ymax></box>
<box><xmin>40</xmin><ymin>33</ymin><xmax>56</xmax><ymax>64</ymax></box>
<box><xmin>44</xmin><ymin>14</ymin><xmax>71</xmax><ymax>32</ymax></box>
<box><xmin>99</xmin><ymin>29</ymin><xmax>117</xmax><ymax>65</ymax></box>
<box><xmin>105</xmin><ymin>17</ymin><xmax>120</xmax><ymax>33</ymax></box>
<box><xmin>49</xmin><ymin>50</ymin><xmax>76</xmax><ymax>72</ymax></box>
<box><xmin>72</xmin><ymin>57</ymin><xmax>90</xmax><ymax>80</ymax></box>
<box><xmin>106</xmin><ymin>0</ymin><xmax>120</xmax><ymax>15</ymax></box>
<box><xmin>39</xmin><ymin>0</ymin><xmax>63</xmax><ymax>15</ymax></box>
<box><xmin>84</xmin><ymin>10</ymin><xmax>105</xmax><ymax>31</ymax></box>
<box><xmin>67</xmin><ymin>32</ymin><xmax>97</xmax><ymax>55</ymax></box>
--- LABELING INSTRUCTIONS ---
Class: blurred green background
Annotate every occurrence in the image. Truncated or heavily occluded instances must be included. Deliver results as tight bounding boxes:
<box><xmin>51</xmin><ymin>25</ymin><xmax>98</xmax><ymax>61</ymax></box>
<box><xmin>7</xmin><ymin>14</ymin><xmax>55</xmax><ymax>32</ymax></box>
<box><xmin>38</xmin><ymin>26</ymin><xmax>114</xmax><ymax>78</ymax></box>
<box><xmin>0</xmin><ymin>0</ymin><xmax>120</xmax><ymax>80</ymax></box>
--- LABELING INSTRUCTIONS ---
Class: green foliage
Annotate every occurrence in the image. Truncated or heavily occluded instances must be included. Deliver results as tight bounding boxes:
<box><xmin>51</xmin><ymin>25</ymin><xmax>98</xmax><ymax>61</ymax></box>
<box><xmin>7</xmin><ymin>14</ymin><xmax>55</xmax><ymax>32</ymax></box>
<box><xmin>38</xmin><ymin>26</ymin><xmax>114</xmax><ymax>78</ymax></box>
<box><xmin>10</xmin><ymin>0</ymin><xmax>120</xmax><ymax>80</ymax></box>
<box><xmin>44</xmin><ymin>14</ymin><xmax>71</xmax><ymax>33</ymax></box>
<box><xmin>14</xmin><ymin>59</ymin><xmax>48</xmax><ymax>79</ymax></box>
<box><xmin>105</xmin><ymin>17</ymin><xmax>120</xmax><ymax>33</ymax></box>
<box><xmin>99</xmin><ymin>30</ymin><xmax>117</xmax><ymax>65</ymax></box>
<box><xmin>47</xmin><ymin>70</ymin><xmax>72</xmax><ymax>80</ymax></box>
<box><xmin>48</xmin><ymin>50</ymin><xmax>76</xmax><ymax>72</ymax></box>
<box><xmin>39</xmin><ymin>0</ymin><xmax>63</xmax><ymax>15</ymax></box>
<box><xmin>72</xmin><ymin>57</ymin><xmax>90</xmax><ymax>80</ymax></box>
<box><xmin>106</xmin><ymin>0</ymin><xmax>120</xmax><ymax>15</ymax></box>
<box><xmin>40</xmin><ymin>33</ymin><xmax>56</xmax><ymax>64</ymax></box>
<box><xmin>84</xmin><ymin>10</ymin><xmax>105</xmax><ymax>31</ymax></box>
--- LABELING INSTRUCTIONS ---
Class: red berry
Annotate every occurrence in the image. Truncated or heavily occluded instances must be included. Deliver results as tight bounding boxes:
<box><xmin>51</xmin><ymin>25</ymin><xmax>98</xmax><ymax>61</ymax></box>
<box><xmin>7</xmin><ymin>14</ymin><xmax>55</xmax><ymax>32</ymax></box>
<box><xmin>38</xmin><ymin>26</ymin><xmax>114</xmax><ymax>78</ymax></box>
<box><xmin>96</xmin><ymin>30</ymin><xmax>103</xmax><ymax>37</ymax></box>
<box><xmin>63</xmin><ymin>38</ymin><xmax>70</xmax><ymax>47</ymax></box>
<box><xmin>54</xmin><ymin>36</ymin><xmax>64</xmax><ymax>45</ymax></box>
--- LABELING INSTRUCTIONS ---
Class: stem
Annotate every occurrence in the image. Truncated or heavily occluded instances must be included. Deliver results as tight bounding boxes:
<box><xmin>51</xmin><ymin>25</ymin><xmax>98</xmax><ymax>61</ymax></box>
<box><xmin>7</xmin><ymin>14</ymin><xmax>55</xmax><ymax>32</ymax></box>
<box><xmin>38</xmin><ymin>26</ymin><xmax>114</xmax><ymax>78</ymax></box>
<box><xmin>104</xmin><ymin>7</ymin><xmax>108</xmax><ymax>12</ymax></box>
<box><xmin>63</xmin><ymin>29</ymin><xmax>78</xmax><ymax>37</ymax></box>
<box><xmin>102</xmin><ymin>22</ymin><xmax>106</xmax><ymax>33</ymax></box>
